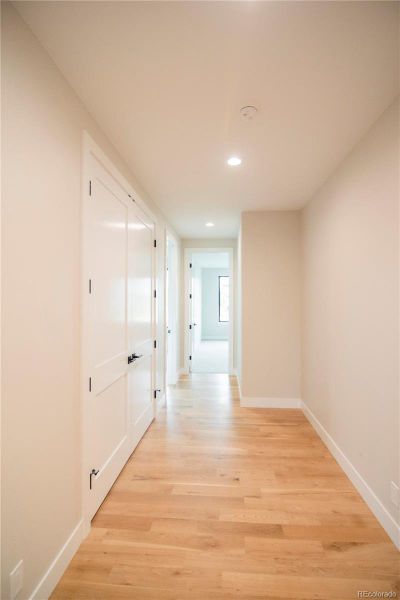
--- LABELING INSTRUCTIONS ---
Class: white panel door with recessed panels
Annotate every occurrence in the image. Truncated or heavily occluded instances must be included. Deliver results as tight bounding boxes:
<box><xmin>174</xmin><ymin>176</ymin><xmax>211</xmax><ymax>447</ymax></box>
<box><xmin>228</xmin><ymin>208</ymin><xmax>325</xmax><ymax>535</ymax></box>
<box><xmin>83</xmin><ymin>141</ymin><xmax>155</xmax><ymax>522</ymax></box>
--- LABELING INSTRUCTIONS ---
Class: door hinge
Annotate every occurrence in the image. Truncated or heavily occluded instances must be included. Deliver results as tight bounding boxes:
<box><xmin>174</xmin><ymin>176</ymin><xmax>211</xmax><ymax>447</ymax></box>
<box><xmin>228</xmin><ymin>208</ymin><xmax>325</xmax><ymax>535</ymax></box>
<box><xmin>89</xmin><ymin>180</ymin><xmax>92</xmax><ymax>196</ymax></box>
<box><xmin>189</xmin><ymin>355</ymin><xmax>192</xmax><ymax>361</ymax></box>
<box><xmin>154</xmin><ymin>239</ymin><xmax>157</xmax><ymax>248</ymax></box>
<box><xmin>89</xmin><ymin>377</ymin><xmax>92</xmax><ymax>392</ymax></box>
<box><xmin>154</xmin><ymin>340</ymin><xmax>157</xmax><ymax>349</ymax></box>
<box><xmin>154</xmin><ymin>289</ymin><xmax>157</xmax><ymax>299</ymax></box>
<box><xmin>189</xmin><ymin>262</ymin><xmax>192</xmax><ymax>268</ymax></box>
<box><xmin>189</xmin><ymin>324</ymin><xmax>192</xmax><ymax>330</ymax></box>
<box><xmin>128</xmin><ymin>193</ymin><xmax>135</xmax><ymax>202</ymax></box>
<box><xmin>89</xmin><ymin>279</ymin><xmax>92</xmax><ymax>294</ymax></box>
<box><xmin>89</xmin><ymin>468</ymin><xmax>99</xmax><ymax>490</ymax></box>
<box><xmin>189</xmin><ymin>293</ymin><xmax>192</xmax><ymax>299</ymax></box>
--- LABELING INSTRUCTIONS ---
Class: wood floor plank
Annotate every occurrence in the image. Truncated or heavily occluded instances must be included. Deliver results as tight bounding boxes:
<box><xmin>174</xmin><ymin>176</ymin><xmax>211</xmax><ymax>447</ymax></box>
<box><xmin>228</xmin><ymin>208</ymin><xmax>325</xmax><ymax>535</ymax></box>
<box><xmin>51</xmin><ymin>374</ymin><xmax>399</xmax><ymax>599</ymax></box>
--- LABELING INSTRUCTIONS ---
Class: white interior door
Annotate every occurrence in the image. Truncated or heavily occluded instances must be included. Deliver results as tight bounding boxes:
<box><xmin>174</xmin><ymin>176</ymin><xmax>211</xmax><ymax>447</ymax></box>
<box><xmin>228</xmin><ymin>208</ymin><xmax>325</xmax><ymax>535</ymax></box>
<box><xmin>128</xmin><ymin>205</ymin><xmax>155</xmax><ymax>447</ymax></box>
<box><xmin>84</xmin><ymin>152</ymin><xmax>155</xmax><ymax>521</ymax></box>
<box><xmin>188</xmin><ymin>261</ymin><xmax>195</xmax><ymax>372</ymax></box>
<box><xmin>166</xmin><ymin>238</ymin><xmax>178</xmax><ymax>385</ymax></box>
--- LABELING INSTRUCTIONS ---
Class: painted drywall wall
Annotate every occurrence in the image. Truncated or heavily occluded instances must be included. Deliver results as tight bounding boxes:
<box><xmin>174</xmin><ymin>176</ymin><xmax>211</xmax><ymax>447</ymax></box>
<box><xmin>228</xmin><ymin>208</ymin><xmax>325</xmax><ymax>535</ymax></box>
<box><xmin>301</xmin><ymin>99</ymin><xmax>399</xmax><ymax>528</ymax></box>
<box><xmin>241</xmin><ymin>212</ymin><xmax>301</xmax><ymax>401</ymax></box>
<box><xmin>201</xmin><ymin>268</ymin><xmax>229</xmax><ymax>340</ymax></box>
<box><xmin>1</xmin><ymin>4</ymin><xmax>179</xmax><ymax>598</ymax></box>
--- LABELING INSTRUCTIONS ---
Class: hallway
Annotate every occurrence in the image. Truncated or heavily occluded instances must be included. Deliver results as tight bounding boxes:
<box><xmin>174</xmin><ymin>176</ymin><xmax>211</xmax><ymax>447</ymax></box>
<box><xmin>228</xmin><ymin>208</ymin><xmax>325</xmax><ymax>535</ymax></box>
<box><xmin>192</xmin><ymin>341</ymin><xmax>229</xmax><ymax>374</ymax></box>
<box><xmin>51</xmin><ymin>375</ymin><xmax>399</xmax><ymax>599</ymax></box>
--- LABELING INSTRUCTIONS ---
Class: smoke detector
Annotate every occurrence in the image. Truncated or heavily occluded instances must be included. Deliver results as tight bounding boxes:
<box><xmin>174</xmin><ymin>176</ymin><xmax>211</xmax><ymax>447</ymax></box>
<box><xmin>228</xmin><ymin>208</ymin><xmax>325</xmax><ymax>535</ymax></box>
<box><xmin>240</xmin><ymin>105</ymin><xmax>258</xmax><ymax>120</ymax></box>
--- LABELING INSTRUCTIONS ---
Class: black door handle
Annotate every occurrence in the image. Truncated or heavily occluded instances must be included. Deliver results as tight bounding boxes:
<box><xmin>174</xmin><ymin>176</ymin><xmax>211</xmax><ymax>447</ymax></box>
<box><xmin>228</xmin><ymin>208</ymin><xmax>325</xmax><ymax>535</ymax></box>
<box><xmin>128</xmin><ymin>353</ymin><xmax>143</xmax><ymax>364</ymax></box>
<box><xmin>89</xmin><ymin>468</ymin><xmax>99</xmax><ymax>490</ymax></box>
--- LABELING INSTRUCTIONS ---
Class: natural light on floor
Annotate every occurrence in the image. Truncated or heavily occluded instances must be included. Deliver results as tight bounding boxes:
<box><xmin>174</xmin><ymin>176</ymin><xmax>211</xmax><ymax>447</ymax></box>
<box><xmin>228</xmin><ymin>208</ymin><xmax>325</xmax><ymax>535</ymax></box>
<box><xmin>192</xmin><ymin>340</ymin><xmax>229</xmax><ymax>373</ymax></box>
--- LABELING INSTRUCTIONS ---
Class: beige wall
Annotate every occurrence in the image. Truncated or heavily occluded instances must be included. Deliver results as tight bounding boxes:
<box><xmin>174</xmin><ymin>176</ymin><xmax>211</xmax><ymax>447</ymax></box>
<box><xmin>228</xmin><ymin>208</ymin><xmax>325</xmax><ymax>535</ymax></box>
<box><xmin>302</xmin><ymin>99</ymin><xmax>399</xmax><ymax>525</ymax></box>
<box><xmin>240</xmin><ymin>211</ymin><xmax>302</xmax><ymax>400</ymax></box>
<box><xmin>1</xmin><ymin>4</ymin><xmax>178</xmax><ymax>598</ymax></box>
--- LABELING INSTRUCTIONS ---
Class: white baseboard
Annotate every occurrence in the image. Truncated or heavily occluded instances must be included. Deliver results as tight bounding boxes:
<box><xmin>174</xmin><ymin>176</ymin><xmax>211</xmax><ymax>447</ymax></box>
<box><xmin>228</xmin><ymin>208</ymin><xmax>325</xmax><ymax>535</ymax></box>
<box><xmin>29</xmin><ymin>519</ymin><xmax>84</xmax><ymax>600</ymax></box>
<box><xmin>301</xmin><ymin>401</ymin><xmax>400</xmax><ymax>550</ymax></box>
<box><xmin>240</xmin><ymin>397</ymin><xmax>301</xmax><ymax>409</ymax></box>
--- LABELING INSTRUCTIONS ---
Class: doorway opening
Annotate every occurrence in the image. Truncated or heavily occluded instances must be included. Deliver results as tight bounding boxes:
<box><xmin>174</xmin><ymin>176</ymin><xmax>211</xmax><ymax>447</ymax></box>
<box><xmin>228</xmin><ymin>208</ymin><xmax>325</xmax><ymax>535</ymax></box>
<box><xmin>185</xmin><ymin>248</ymin><xmax>234</xmax><ymax>374</ymax></box>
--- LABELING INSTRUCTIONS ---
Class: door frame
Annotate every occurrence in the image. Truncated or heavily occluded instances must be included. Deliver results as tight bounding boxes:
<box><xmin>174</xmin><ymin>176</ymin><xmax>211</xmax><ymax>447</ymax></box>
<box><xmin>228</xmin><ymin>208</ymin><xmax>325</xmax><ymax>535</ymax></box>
<box><xmin>183</xmin><ymin>247</ymin><xmax>234</xmax><ymax>376</ymax></box>
<box><xmin>81</xmin><ymin>131</ymin><xmax>157</xmax><ymax>533</ymax></box>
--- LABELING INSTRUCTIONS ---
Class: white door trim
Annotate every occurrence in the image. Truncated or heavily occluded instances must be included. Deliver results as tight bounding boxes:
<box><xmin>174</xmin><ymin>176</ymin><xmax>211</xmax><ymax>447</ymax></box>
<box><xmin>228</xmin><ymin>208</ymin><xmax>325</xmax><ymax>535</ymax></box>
<box><xmin>81</xmin><ymin>131</ymin><xmax>157</xmax><ymax>532</ymax></box>
<box><xmin>183</xmin><ymin>247</ymin><xmax>234</xmax><ymax>375</ymax></box>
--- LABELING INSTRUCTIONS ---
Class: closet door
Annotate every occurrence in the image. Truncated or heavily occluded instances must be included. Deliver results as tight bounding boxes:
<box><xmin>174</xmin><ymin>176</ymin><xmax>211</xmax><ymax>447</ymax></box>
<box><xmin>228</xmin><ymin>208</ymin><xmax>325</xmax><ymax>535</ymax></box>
<box><xmin>84</xmin><ymin>151</ymin><xmax>155</xmax><ymax>521</ymax></box>
<box><xmin>127</xmin><ymin>203</ymin><xmax>155</xmax><ymax>448</ymax></box>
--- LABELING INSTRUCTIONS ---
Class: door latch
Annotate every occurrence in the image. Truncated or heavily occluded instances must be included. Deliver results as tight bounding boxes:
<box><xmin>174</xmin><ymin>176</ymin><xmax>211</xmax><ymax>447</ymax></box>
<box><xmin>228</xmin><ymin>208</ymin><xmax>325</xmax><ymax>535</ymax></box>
<box><xmin>89</xmin><ymin>468</ymin><xmax>99</xmax><ymax>490</ymax></box>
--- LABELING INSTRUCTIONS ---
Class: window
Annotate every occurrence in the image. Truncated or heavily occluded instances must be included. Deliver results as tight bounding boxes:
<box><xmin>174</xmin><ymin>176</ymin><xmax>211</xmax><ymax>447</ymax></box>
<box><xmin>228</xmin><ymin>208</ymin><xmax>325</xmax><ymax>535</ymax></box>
<box><xmin>219</xmin><ymin>276</ymin><xmax>229</xmax><ymax>322</ymax></box>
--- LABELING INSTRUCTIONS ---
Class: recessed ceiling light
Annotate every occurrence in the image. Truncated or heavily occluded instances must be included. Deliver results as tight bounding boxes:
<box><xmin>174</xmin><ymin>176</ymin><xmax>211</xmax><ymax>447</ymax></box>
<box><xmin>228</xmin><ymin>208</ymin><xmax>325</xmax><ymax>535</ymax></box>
<box><xmin>205</xmin><ymin>222</ymin><xmax>215</xmax><ymax>227</ymax></box>
<box><xmin>227</xmin><ymin>156</ymin><xmax>242</xmax><ymax>166</ymax></box>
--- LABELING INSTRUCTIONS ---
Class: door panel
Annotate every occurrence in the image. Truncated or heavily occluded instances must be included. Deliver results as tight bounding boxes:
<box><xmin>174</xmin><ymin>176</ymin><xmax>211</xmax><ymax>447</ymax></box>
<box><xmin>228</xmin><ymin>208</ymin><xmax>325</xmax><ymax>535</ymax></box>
<box><xmin>166</xmin><ymin>239</ymin><xmax>178</xmax><ymax>385</ymax></box>
<box><xmin>128</xmin><ymin>211</ymin><xmax>153</xmax><ymax>348</ymax></box>
<box><xmin>91</xmin><ymin>375</ymin><xmax>127</xmax><ymax>469</ymax></box>
<box><xmin>89</xmin><ymin>177</ymin><xmax>127</xmax><ymax>366</ymax></box>
<box><xmin>127</xmin><ymin>205</ymin><xmax>154</xmax><ymax>445</ymax></box>
<box><xmin>189</xmin><ymin>262</ymin><xmax>195</xmax><ymax>372</ymax></box>
<box><xmin>129</xmin><ymin>353</ymin><xmax>153</xmax><ymax>427</ymax></box>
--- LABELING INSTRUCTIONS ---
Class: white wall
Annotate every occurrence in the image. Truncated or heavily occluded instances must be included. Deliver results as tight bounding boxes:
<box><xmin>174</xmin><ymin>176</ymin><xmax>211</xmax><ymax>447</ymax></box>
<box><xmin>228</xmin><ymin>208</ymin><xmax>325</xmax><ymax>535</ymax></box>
<box><xmin>1</xmin><ymin>4</ymin><xmax>178</xmax><ymax>598</ymax></box>
<box><xmin>240</xmin><ymin>211</ymin><xmax>302</xmax><ymax>403</ymax></box>
<box><xmin>201</xmin><ymin>268</ymin><xmax>229</xmax><ymax>340</ymax></box>
<box><xmin>302</xmin><ymin>99</ymin><xmax>399</xmax><ymax>533</ymax></box>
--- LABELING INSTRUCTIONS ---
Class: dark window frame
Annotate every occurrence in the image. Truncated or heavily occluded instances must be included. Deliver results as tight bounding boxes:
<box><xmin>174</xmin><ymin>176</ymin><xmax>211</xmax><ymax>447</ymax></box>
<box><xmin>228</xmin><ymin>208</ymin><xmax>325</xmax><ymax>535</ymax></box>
<box><xmin>218</xmin><ymin>275</ymin><xmax>229</xmax><ymax>322</ymax></box>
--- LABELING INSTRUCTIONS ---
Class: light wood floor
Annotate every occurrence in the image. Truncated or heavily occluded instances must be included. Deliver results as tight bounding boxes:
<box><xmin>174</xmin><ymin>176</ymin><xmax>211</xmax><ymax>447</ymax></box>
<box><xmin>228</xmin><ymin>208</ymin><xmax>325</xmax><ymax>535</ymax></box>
<box><xmin>52</xmin><ymin>374</ymin><xmax>399</xmax><ymax>599</ymax></box>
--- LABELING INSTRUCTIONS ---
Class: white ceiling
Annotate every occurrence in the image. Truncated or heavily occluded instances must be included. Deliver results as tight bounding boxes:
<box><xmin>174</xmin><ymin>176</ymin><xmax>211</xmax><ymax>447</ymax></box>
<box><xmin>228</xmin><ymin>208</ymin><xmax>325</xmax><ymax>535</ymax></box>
<box><xmin>14</xmin><ymin>1</ymin><xmax>399</xmax><ymax>238</ymax></box>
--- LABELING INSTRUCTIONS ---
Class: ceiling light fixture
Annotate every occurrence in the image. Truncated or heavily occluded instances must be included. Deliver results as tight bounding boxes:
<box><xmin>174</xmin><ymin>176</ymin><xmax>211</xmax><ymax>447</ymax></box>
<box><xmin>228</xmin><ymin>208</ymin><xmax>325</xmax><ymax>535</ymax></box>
<box><xmin>206</xmin><ymin>222</ymin><xmax>215</xmax><ymax>227</ymax></box>
<box><xmin>240</xmin><ymin>105</ymin><xmax>258</xmax><ymax>120</ymax></box>
<box><xmin>227</xmin><ymin>156</ymin><xmax>242</xmax><ymax>166</ymax></box>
